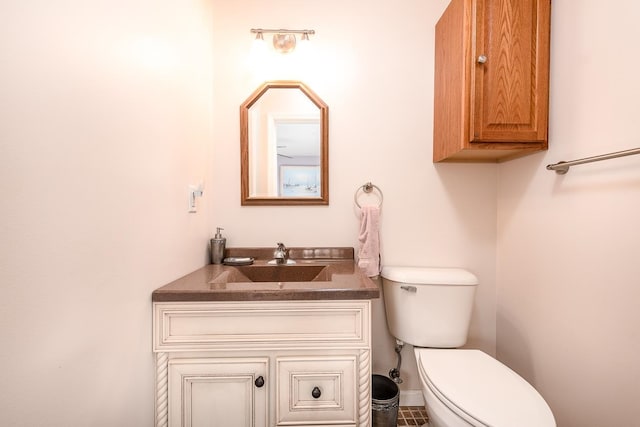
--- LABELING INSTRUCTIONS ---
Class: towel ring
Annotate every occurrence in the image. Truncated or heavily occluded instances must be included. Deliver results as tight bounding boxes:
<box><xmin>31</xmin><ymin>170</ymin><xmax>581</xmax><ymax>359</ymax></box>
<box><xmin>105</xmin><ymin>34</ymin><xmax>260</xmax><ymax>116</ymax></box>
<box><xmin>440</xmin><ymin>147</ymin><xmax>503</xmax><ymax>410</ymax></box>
<box><xmin>354</xmin><ymin>182</ymin><xmax>383</xmax><ymax>209</ymax></box>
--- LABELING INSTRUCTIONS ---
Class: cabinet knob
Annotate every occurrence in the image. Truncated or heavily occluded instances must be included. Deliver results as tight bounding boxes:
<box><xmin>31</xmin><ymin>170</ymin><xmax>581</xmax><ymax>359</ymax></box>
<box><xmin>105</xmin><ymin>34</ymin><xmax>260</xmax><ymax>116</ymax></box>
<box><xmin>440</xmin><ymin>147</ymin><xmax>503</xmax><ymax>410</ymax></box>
<box><xmin>254</xmin><ymin>376</ymin><xmax>265</xmax><ymax>388</ymax></box>
<box><xmin>477</xmin><ymin>55</ymin><xmax>487</xmax><ymax>64</ymax></box>
<box><xmin>311</xmin><ymin>386</ymin><xmax>322</xmax><ymax>398</ymax></box>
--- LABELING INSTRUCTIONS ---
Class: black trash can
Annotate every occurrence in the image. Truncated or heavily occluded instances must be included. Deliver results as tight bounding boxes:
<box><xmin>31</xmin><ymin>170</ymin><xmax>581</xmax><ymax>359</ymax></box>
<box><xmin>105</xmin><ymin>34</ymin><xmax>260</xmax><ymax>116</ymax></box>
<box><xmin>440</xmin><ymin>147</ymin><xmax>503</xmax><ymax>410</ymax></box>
<box><xmin>372</xmin><ymin>374</ymin><xmax>399</xmax><ymax>427</ymax></box>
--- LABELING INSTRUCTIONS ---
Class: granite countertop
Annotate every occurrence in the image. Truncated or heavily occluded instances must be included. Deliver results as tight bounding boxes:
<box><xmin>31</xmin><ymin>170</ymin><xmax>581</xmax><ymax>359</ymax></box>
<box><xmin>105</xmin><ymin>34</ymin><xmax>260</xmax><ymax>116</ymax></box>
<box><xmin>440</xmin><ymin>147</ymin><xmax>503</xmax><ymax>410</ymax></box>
<box><xmin>152</xmin><ymin>247</ymin><xmax>380</xmax><ymax>302</ymax></box>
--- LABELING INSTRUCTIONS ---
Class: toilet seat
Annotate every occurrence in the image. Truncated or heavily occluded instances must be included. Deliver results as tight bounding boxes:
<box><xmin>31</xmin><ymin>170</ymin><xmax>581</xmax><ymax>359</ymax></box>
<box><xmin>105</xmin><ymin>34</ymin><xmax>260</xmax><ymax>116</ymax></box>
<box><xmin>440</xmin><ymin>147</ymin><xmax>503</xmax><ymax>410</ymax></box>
<box><xmin>416</xmin><ymin>349</ymin><xmax>556</xmax><ymax>427</ymax></box>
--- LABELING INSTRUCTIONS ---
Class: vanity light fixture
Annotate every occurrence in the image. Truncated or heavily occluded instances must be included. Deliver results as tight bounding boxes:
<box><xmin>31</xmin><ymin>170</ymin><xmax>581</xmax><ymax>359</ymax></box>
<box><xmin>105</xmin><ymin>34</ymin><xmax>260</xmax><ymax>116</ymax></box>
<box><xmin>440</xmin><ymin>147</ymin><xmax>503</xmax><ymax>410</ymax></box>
<box><xmin>250</xmin><ymin>28</ymin><xmax>315</xmax><ymax>54</ymax></box>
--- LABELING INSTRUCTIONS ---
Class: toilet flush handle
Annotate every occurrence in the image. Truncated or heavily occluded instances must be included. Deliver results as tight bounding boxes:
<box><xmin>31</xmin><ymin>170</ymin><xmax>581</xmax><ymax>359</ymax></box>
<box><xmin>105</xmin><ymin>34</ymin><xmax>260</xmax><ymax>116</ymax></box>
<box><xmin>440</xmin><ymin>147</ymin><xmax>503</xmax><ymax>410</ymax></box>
<box><xmin>400</xmin><ymin>285</ymin><xmax>417</xmax><ymax>293</ymax></box>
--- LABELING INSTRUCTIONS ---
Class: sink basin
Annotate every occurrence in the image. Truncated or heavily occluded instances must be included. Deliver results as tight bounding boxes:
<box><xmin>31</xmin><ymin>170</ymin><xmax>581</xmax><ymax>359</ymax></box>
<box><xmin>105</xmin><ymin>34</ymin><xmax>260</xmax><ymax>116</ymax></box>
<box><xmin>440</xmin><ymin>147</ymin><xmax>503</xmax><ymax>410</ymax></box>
<box><xmin>209</xmin><ymin>264</ymin><xmax>331</xmax><ymax>284</ymax></box>
<box><xmin>234</xmin><ymin>264</ymin><xmax>329</xmax><ymax>282</ymax></box>
<box><xmin>205</xmin><ymin>247</ymin><xmax>358</xmax><ymax>285</ymax></box>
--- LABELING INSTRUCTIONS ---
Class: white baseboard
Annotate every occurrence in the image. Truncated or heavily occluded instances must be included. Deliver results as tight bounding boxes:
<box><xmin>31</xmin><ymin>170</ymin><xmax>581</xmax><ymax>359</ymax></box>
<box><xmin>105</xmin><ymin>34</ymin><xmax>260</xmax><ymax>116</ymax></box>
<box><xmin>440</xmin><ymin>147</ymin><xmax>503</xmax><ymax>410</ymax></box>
<box><xmin>399</xmin><ymin>389</ymin><xmax>424</xmax><ymax>406</ymax></box>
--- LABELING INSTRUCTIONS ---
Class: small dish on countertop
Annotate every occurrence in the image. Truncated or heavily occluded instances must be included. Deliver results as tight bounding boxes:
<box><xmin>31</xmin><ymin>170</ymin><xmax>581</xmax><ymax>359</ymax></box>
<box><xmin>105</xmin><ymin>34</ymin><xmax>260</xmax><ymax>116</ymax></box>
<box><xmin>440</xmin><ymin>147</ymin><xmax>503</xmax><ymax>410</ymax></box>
<box><xmin>223</xmin><ymin>257</ymin><xmax>254</xmax><ymax>266</ymax></box>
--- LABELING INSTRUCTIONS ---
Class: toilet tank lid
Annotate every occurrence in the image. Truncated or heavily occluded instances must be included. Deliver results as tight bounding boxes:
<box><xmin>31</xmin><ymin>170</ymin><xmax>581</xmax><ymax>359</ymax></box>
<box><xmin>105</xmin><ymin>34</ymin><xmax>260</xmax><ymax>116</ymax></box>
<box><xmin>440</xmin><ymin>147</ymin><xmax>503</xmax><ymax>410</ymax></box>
<box><xmin>381</xmin><ymin>266</ymin><xmax>478</xmax><ymax>285</ymax></box>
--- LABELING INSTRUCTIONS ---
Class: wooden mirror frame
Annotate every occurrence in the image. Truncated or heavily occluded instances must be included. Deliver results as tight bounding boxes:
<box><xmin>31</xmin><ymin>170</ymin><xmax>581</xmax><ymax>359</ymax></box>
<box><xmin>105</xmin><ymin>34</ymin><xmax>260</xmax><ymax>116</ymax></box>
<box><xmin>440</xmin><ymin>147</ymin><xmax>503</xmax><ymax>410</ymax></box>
<box><xmin>240</xmin><ymin>81</ymin><xmax>329</xmax><ymax>206</ymax></box>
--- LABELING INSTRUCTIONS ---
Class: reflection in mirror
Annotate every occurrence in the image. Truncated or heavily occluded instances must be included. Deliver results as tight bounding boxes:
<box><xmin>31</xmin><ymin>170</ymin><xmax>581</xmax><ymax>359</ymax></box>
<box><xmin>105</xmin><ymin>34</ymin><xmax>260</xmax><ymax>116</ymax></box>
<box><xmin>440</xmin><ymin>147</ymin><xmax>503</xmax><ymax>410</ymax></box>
<box><xmin>240</xmin><ymin>81</ymin><xmax>328</xmax><ymax>205</ymax></box>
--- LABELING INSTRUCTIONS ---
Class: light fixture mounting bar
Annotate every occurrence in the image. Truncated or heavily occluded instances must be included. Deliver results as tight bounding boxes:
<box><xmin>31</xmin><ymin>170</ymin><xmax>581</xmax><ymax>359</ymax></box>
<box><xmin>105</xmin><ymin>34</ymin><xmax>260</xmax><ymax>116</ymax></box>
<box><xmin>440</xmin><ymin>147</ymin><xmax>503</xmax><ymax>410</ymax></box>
<box><xmin>250</xmin><ymin>28</ymin><xmax>315</xmax><ymax>35</ymax></box>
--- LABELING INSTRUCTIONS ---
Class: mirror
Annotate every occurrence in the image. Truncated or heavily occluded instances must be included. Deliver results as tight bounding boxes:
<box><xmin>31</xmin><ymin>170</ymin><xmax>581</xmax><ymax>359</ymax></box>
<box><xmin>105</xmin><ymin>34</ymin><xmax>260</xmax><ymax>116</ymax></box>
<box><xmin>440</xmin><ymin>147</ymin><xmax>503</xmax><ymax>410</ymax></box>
<box><xmin>240</xmin><ymin>81</ymin><xmax>329</xmax><ymax>205</ymax></box>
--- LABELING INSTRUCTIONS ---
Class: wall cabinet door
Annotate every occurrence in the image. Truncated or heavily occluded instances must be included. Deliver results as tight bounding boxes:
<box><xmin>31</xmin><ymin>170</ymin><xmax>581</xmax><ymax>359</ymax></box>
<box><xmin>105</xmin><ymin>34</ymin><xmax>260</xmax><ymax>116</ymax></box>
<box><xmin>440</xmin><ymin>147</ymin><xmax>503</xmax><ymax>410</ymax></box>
<box><xmin>168</xmin><ymin>358</ymin><xmax>268</xmax><ymax>427</ymax></box>
<box><xmin>433</xmin><ymin>0</ymin><xmax>551</xmax><ymax>162</ymax></box>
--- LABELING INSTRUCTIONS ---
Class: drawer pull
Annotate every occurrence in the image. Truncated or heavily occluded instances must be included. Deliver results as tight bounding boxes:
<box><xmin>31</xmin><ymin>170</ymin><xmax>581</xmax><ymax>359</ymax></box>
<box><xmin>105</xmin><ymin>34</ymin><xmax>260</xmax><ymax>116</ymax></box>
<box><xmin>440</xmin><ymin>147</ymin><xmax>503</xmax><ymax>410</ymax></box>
<box><xmin>311</xmin><ymin>386</ymin><xmax>321</xmax><ymax>399</ymax></box>
<box><xmin>255</xmin><ymin>376</ymin><xmax>265</xmax><ymax>388</ymax></box>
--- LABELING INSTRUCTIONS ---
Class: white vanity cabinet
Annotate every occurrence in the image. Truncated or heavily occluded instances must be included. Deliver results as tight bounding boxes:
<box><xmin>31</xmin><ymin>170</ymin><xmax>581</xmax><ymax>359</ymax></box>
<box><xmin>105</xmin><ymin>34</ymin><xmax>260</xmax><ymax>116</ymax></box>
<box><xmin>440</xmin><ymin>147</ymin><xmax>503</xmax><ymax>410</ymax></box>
<box><xmin>153</xmin><ymin>300</ymin><xmax>372</xmax><ymax>427</ymax></box>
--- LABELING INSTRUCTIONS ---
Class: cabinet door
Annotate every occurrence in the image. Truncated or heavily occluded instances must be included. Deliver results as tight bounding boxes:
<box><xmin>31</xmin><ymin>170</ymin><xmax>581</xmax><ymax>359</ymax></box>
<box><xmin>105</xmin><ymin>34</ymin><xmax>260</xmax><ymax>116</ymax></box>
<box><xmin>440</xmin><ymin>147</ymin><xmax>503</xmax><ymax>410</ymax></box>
<box><xmin>471</xmin><ymin>0</ymin><xmax>550</xmax><ymax>143</ymax></box>
<box><xmin>168</xmin><ymin>358</ymin><xmax>268</xmax><ymax>427</ymax></box>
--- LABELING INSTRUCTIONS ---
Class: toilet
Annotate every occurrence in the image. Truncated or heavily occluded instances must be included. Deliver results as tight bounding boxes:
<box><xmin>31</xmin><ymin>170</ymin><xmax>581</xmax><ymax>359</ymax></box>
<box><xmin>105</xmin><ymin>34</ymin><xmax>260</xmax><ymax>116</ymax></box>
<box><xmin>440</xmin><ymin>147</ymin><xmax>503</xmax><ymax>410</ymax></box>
<box><xmin>381</xmin><ymin>266</ymin><xmax>556</xmax><ymax>427</ymax></box>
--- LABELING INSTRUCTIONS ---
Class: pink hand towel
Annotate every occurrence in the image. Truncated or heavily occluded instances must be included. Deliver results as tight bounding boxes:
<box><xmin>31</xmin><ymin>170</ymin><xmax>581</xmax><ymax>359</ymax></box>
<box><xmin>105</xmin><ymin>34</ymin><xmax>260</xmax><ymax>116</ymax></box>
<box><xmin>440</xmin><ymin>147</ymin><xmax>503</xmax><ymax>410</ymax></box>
<box><xmin>357</xmin><ymin>205</ymin><xmax>380</xmax><ymax>277</ymax></box>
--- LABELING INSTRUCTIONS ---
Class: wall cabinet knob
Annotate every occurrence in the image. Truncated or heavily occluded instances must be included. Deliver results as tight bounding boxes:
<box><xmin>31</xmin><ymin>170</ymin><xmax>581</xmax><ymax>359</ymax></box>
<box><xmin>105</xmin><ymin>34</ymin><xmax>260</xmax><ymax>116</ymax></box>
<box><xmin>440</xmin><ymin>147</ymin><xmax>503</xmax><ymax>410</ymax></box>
<box><xmin>477</xmin><ymin>55</ymin><xmax>487</xmax><ymax>64</ymax></box>
<box><xmin>254</xmin><ymin>376</ymin><xmax>265</xmax><ymax>388</ymax></box>
<box><xmin>311</xmin><ymin>386</ymin><xmax>321</xmax><ymax>398</ymax></box>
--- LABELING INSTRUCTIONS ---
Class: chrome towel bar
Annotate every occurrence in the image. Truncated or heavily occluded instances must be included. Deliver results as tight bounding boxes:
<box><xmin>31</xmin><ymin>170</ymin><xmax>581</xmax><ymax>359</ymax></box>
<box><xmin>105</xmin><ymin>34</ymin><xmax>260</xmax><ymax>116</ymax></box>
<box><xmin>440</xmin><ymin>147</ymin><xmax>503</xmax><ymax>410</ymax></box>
<box><xmin>546</xmin><ymin>147</ymin><xmax>640</xmax><ymax>174</ymax></box>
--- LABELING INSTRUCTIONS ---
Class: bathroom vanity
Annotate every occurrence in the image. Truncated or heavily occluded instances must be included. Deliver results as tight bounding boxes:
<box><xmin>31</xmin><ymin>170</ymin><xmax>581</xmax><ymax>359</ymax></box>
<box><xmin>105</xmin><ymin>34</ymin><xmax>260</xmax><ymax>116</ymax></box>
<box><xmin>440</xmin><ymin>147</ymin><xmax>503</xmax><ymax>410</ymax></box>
<box><xmin>152</xmin><ymin>248</ymin><xmax>379</xmax><ymax>427</ymax></box>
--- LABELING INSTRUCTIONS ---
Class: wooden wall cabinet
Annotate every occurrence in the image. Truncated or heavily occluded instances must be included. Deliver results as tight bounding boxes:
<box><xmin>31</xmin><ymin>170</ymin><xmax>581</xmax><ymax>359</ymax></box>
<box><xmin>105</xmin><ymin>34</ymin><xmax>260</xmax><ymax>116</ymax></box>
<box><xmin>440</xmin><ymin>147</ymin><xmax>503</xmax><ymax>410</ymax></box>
<box><xmin>153</xmin><ymin>300</ymin><xmax>372</xmax><ymax>427</ymax></box>
<box><xmin>433</xmin><ymin>0</ymin><xmax>551</xmax><ymax>162</ymax></box>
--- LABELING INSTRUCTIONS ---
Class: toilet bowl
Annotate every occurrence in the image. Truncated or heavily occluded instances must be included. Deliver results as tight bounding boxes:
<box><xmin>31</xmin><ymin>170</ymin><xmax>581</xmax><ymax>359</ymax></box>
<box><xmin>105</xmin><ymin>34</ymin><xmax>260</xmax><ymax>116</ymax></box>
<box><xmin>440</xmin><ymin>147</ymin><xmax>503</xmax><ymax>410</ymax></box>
<box><xmin>416</xmin><ymin>348</ymin><xmax>555</xmax><ymax>427</ymax></box>
<box><xmin>381</xmin><ymin>266</ymin><xmax>555</xmax><ymax>427</ymax></box>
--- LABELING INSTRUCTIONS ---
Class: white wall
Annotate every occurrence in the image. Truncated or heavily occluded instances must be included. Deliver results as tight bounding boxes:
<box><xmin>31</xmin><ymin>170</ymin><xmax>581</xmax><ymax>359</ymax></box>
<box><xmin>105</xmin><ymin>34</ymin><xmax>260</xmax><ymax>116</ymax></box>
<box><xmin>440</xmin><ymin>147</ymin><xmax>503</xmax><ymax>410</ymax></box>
<box><xmin>496</xmin><ymin>1</ymin><xmax>640</xmax><ymax>426</ymax></box>
<box><xmin>0</xmin><ymin>1</ymin><xmax>213</xmax><ymax>425</ymax></box>
<box><xmin>210</xmin><ymin>0</ymin><xmax>498</xmax><ymax>392</ymax></box>
<box><xmin>0</xmin><ymin>0</ymin><xmax>505</xmax><ymax>423</ymax></box>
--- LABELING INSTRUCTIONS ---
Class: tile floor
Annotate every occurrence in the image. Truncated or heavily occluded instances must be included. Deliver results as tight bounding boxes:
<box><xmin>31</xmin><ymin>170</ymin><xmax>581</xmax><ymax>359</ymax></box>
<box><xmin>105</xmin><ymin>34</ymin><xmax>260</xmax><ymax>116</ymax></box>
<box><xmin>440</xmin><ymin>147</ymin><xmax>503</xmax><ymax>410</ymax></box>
<box><xmin>397</xmin><ymin>405</ymin><xmax>429</xmax><ymax>426</ymax></box>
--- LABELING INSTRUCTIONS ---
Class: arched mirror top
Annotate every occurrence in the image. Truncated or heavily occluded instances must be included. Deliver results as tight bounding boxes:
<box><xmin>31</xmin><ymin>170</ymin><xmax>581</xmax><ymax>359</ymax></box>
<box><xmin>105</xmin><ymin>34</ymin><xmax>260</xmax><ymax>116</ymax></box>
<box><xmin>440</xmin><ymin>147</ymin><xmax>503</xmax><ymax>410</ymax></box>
<box><xmin>240</xmin><ymin>81</ymin><xmax>329</xmax><ymax>206</ymax></box>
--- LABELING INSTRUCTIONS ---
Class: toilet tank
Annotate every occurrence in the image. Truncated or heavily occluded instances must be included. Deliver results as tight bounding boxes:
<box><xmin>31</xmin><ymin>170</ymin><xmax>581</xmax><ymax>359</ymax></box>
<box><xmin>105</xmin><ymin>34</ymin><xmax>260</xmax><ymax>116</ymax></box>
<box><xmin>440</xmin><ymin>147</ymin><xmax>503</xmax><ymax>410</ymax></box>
<box><xmin>381</xmin><ymin>266</ymin><xmax>478</xmax><ymax>348</ymax></box>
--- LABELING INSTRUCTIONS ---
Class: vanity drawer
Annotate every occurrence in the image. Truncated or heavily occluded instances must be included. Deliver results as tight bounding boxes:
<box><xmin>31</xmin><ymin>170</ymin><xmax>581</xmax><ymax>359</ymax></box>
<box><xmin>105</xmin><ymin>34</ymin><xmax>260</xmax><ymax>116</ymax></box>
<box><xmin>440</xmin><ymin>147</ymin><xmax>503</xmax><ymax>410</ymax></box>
<box><xmin>153</xmin><ymin>301</ymin><xmax>370</xmax><ymax>352</ymax></box>
<box><xmin>276</xmin><ymin>355</ymin><xmax>357</xmax><ymax>426</ymax></box>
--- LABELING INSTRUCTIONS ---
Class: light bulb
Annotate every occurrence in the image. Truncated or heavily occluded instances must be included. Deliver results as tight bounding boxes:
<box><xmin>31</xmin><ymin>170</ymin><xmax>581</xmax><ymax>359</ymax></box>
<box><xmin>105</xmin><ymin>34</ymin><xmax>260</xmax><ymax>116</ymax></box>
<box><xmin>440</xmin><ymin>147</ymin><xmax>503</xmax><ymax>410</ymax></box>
<box><xmin>249</xmin><ymin>32</ymin><xmax>267</xmax><ymax>65</ymax></box>
<box><xmin>272</xmin><ymin>33</ymin><xmax>296</xmax><ymax>54</ymax></box>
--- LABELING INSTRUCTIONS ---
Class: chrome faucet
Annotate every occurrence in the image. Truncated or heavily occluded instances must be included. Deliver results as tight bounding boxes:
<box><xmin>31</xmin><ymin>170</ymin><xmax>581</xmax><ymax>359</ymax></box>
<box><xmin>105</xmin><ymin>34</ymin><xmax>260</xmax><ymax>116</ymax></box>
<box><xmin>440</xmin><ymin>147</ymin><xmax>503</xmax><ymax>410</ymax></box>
<box><xmin>273</xmin><ymin>242</ymin><xmax>288</xmax><ymax>264</ymax></box>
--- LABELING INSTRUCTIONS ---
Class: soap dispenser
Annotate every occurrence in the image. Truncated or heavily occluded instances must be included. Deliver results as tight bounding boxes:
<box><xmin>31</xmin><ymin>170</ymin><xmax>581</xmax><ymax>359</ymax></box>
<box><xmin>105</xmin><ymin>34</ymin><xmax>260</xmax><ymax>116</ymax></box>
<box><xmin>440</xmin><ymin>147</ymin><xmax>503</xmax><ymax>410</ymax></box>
<box><xmin>210</xmin><ymin>227</ymin><xmax>226</xmax><ymax>264</ymax></box>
